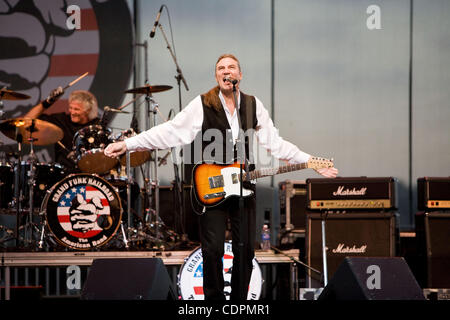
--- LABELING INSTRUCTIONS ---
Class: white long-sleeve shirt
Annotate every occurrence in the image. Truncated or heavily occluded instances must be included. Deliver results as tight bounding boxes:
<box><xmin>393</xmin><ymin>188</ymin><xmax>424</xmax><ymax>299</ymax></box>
<box><xmin>125</xmin><ymin>92</ymin><xmax>311</xmax><ymax>164</ymax></box>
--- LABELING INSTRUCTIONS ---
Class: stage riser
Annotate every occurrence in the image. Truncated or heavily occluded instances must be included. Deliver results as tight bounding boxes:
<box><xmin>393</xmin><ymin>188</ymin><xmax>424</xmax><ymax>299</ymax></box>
<box><xmin>0</xmin><ymin>249</ymin><xmax>298</xmax><ymax>300</ymax></box>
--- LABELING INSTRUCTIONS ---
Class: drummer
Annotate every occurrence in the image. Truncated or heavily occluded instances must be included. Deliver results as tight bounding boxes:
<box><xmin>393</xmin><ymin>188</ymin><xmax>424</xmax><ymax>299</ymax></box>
<box><xmin>24</xmin><ymin>88</ymin><xmax>100</xmax><ymax>173</ymax></box>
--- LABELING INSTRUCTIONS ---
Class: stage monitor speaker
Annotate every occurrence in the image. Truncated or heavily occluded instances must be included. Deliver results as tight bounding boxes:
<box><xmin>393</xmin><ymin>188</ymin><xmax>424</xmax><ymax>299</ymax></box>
<box><xmin>81</xmin><ymin>258</ymin><xmax>175</xmax><ymax>300</ymax></box>
<box><xmin>318</xmin><ymin>257</ymin><xmax>425</xmax><ymax>300</ymax></box>
<box><xmin>306</xmin><ymin>212</ymin><xmax>396</xmax><ymax>287</ymax></box>
<box><xmin>415</xmin><ymin>212</ymin><xmax>450</xmax><ymax>288</ymax></box>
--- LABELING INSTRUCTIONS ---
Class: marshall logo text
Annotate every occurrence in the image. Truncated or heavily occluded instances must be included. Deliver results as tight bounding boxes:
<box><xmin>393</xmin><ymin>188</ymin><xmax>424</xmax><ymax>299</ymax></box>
<box><xmin>333</xmin><ymin>186</ymin><xmax>368</xmax><ymax>196</ymax></box>
<box><xmin>332</xmin><ymin>243</ymin><xmax>368</xmax><ymax>254</ymax></box>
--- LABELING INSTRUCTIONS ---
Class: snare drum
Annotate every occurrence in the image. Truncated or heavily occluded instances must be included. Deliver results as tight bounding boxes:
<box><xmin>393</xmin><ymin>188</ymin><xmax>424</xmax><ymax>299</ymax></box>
<box><xmin>177</xmin><ymin>242</ymin><xmax>263</xmax><ymax>300</ymax></box>
<box><xmin>73</xmin><ymin>125</ymin><xmax>118</xmax><ymax>174</ymax></box>
<box><xmin>41</xmin><ymin>174</ymin><xmax>122</xmax><ymax>250</ymax></box>
<box><xmin>113</xmin><ymin>129</ymin><xmax>151</xmax><ymax>167</ymax></box>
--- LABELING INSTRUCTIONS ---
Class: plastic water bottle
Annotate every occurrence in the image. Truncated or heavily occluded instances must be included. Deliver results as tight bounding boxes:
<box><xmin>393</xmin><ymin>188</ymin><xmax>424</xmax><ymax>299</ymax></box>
<box><xmin>261</xmin><ymin>224</ymin><xmax>271</xmax><ymax>251</ymax></box>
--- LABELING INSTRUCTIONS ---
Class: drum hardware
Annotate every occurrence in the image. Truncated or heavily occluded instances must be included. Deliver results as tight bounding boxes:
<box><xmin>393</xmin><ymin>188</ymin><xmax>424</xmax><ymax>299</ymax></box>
<box><xmin>119</xmin><ymin>221</ymin><xmax>129</xmax><ymax>249</ymax></box>
<box><xmin>0</xmin><ymin>117</ymin><xmax>65</xmax><ymax>248</ymax></box>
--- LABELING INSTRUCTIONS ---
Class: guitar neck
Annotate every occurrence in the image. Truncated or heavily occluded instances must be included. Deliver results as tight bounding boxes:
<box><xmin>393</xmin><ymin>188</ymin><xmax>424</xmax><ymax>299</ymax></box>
<box><xmin>245</xmin><ymin>162</ymin><xmax>309</xmax><ymax>180</ymax></box>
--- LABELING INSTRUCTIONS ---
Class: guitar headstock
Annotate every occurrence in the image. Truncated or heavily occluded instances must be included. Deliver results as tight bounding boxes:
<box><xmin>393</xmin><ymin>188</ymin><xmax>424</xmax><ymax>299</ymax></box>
<box><xmin>307</xmin><ymin>156</ymin><xmax>334</xmax><ymax>170</ymax></box>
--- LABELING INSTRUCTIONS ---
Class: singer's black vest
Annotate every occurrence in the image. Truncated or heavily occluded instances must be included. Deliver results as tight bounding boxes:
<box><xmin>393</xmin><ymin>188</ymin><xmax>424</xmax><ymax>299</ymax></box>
<box><xmin>198</xmin><ymin>90</ymin><xmax>257</xmax><ymax>165</ymax></box>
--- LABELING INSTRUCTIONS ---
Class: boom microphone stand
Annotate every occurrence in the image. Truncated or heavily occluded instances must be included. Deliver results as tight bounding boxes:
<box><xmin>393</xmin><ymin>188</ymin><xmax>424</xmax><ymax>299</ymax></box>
<box><xmin>157</xmin><ymin>18</ymin><xmax>189</xmax><ymax>239</ymax></box>
<box><xmin>231</xmin><ymin>80</ymin><xmax>248</xmax><ymax>297</ymax></box>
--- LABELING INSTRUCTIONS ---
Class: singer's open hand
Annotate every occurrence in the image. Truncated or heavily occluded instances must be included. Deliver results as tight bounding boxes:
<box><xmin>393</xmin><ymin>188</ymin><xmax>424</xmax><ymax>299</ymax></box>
<box><xmin>104</xmin><ymin>141</ymin><xmax>127</xmax><ymax>158</ymax></box>
<box><xmin>315</xmin><ymin>167</ymin><xmax>339</xmax><ymax>178</ymax></box>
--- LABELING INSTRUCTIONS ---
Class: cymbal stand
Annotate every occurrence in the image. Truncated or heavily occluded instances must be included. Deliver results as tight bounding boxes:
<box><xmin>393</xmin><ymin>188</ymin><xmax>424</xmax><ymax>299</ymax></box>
<box><xmin>124</xmin><ymin>150</ymin><xmax>132</xmax><ymax>248</ymax></box>
<box><xmin>25</xmin><ymin>121</ymin><xmax>39</xmax><ymax>247</ymax></box>
<box><xmin>13</xmin><ymin>129</ymin><xmax>22</xmax><ymax>248</ymax></box>
<box><xmin>145</xmin><ymin>92</ymin><xmax>161</xmax><ymax>242</ymax></box>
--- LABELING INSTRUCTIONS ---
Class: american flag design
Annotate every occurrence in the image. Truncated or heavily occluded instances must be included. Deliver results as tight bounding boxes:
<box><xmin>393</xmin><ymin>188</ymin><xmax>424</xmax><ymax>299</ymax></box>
<box><xmin>178</xmin><ymin>242</ymin><xmax>263</xmax><ymax>300</ymax></box>
<box><xmin>57</xmin><ymin>185</ymin><xmax>110</xmax><ymax>238</ymax></box>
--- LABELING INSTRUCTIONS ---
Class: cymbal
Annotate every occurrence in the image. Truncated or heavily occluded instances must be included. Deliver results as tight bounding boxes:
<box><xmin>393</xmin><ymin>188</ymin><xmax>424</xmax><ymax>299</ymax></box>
<box><xmin>0</xmin><ymin>118</ymin><xmax>64</xmax><ymax>146</ymax></box>
<box><xmin>0</xmin><ymin>89</ymin><xmax>31</xmax><ymax>100</ymax></box>
<box><xmin>124</xmin><ymin>84</ymin><xmax>172</xmax><ymax>95</ymax></box>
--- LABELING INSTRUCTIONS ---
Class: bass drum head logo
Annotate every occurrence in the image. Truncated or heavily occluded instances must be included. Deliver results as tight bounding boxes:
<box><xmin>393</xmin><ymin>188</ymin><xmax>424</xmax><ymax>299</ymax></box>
<box><xmin>43</xmin><ymin>174</ymin><xmax>122</xmax><ymax>250</ymax></box>
<box><xmin>177</xmin><ymin>242</ymin><xmax>263</xmax><ymax>300</ymax></box>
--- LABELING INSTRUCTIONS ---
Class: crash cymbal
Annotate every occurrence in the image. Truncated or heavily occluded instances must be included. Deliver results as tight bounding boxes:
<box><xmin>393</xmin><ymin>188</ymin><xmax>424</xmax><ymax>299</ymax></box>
<box><xmin>124</xmin><ymin>84</ymin><xmax>172</xmax><ymax>95</ymax></box>
<box><xmin>0</xmin><ymin>118</ymin><xmax>63</xmax><ymax>146</ymax></box>
<box><xmin>0</xmin><ymin>89</ymin><xmax>31</xmax><ymax>100</ymax></box>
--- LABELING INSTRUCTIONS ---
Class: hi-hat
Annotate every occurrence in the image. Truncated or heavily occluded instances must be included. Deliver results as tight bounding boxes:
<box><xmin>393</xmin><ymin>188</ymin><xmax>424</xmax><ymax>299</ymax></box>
<box><xmin>124</xmin><ymin>84</ymin><xmax>172</xmax><ymax>95</ymax></box>
<box><xmin>0</xmin><ymin>89</ymin><xmax>31</xmax><ymax>100</ymax></box>
<box><xmin>0</xmin><ymin>118</ymin><xmax>64</xmax><ymax>146</ymax></box>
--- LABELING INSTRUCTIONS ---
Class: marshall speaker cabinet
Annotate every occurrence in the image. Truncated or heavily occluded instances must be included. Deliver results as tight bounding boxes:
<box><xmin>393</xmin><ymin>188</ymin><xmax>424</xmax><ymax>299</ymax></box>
<box><xmin>306</xmin><ymin>177</ymin><xmax>397</xmax><ymax>211</ymax></box>
<box><xmin>417</xmin><ymin>177</ymin><xmax>450</xmax><ymax>211</ymax></box>
<box><xmin>415</xmin><ymin>211</ymin><xmax>450</xmax><ymax>288</ymax></box>
<box><xmin>305</xmin><ymin>212</ymin><xmax>397</xmax><ymax>288</ymax></box>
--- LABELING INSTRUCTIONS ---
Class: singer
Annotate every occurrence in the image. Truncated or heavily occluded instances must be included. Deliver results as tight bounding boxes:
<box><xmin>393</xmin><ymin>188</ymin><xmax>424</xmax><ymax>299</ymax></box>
<box><xmin>104</xmin><ymin>54</ymin><xmax>338</xmax><ymax>300</ymax></box>
<box><xmin>24</xmin><ymin>89</ymin><xmax>100</xmax><ymax>172</ymax></box>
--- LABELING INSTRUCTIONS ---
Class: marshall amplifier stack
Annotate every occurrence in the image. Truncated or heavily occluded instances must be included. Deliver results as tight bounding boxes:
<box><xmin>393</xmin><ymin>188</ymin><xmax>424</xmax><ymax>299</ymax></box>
<box><xmin>415</xmin><ymin>177</ymin><xmax>450</xmax><ymax>289</ymax></box>
<box><xmin>304</xmin><ymin>177</ymin><xmax>398</xmax><ymax>287</ymax></box>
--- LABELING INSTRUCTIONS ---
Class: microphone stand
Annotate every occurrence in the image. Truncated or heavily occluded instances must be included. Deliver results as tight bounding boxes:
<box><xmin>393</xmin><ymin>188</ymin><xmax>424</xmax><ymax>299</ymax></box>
<box><xmin>320</xmin><ymin>211</ymin><xmax>329</xmax><ymax>287</ymax></box>
<box><xmin>232</xmin><ymin>82</ymin><xmax>247</xmax><ymax>298</ymax></box>
<box><xmin>271</xmin><ymin>245</ymin><xmax>322</xmax><ymax>300</ymax></box>
<box><xmin>157</xmin><ymin>22</ymin><xmax>189</xmax><ymax>238</ymax></box>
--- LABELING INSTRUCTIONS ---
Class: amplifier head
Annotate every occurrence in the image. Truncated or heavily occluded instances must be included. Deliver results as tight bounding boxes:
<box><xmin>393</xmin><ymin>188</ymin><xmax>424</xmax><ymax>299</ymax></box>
<box><xmin>417</xmin><ymin>177</ymin><xmax>450</xmax><ymax>210</ymax></box>
<box><xmin>306</xmin><ymin>177</ymin><xmax>397</xmax><ymax>210</ymax></box>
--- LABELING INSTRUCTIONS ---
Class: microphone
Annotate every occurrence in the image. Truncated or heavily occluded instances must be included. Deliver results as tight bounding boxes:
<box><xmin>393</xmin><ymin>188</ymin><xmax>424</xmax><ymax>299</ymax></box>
<box><xmin>224</xmin><ymin>77</ymin><xmax>238</xmax><ymax>85</ymax></box>
<box><xmin>150</xmin><ymin>5</ymin><xmax>164</xmax><ymax>38</ymax></box>
<box><xmin>104</xmin><ymin>106</ymin><xmax>129</xmax><ymax>113</ymax></box>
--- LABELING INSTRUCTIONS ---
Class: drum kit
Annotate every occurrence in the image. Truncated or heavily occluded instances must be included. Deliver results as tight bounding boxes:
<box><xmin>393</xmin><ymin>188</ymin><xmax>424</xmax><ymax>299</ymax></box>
<box><xmin>0</xmin><ymin>85</ymin><xmax>183</xmax><ymax>251</ymax></box>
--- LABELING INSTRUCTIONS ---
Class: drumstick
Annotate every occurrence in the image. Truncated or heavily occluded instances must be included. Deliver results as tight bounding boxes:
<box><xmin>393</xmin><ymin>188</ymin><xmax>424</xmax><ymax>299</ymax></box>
<box><xmin>63</xmin><ymin>72</ymin><xmax>89</xmax><ymax>90</ymax></box>
<box><xmin>57</xmin><ymin>141</ymin><xmax>70</xmax><ymax>152</ymax></box>
<box><xmin>117</xmin><ymin>94</ymin><xmax>142</xmax><ymax>111</ymax></box>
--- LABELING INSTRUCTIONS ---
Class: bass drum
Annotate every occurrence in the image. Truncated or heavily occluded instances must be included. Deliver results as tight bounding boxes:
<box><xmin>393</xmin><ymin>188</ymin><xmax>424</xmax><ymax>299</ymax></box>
<box><xmin>41</xmin><ymin>174</ymin><xmax>122</xmax><ymax>250</ymax></box>
<box><xmin>177</xmin><ymin>241</ymin><xmax>263</xmax><ymax>300</ymax></box>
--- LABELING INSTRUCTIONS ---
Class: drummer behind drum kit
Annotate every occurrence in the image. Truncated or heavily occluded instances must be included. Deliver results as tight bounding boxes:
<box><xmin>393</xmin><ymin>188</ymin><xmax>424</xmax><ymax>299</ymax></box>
<box><xmin>0</xmin><ymin>84</ymin><xmax>183</xmax><ymax>251</ymax></box>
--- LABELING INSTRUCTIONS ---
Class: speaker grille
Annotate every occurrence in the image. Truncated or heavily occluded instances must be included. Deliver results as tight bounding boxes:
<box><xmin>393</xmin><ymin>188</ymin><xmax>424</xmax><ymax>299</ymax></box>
<box><xmin>306</xmin><ymin>212</ymin><xmax>396</xmax><ymax>287</ymax></box>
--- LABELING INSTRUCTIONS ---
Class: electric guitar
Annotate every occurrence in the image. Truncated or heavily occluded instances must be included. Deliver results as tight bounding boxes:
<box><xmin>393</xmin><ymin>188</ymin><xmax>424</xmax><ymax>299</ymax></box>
<box><xmin>191</xmin><ymin>157</ymin><xmax>334</xmax><ymax>209</ymax></box>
